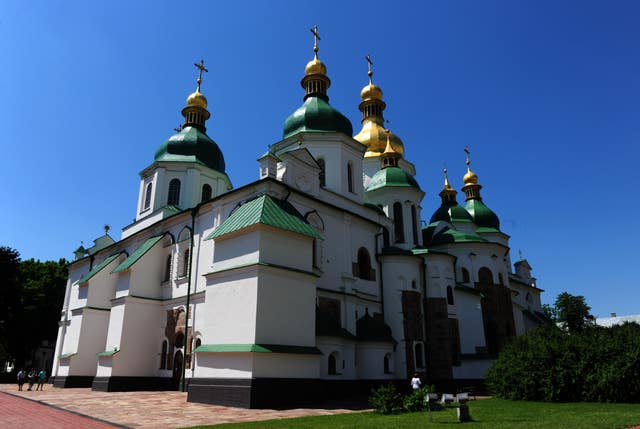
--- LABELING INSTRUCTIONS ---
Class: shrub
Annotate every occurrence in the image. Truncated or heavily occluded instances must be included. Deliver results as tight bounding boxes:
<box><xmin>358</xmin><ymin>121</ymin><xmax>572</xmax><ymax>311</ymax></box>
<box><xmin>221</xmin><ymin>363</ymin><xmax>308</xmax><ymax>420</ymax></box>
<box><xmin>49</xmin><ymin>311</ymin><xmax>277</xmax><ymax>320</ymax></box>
<box><xmin>369</xmin><ymin>383</ymin><xmax>403</xmax><ymax>414</ymax></box>
<box><xmin>487</xmin><ymin>323</ymin><xmax>640</xmax><ymax>403</ymax></box>
<box><xmin>403</xmin><ymin>385</ymin><xmax>436</xmax><ymax>412</ymax></box>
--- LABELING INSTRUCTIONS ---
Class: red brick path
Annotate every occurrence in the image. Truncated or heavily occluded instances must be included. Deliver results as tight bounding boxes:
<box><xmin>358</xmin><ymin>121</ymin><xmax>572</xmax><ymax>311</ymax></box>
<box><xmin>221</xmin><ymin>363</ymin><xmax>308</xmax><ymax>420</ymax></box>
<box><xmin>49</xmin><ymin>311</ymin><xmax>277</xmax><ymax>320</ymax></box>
<box><xmin>0</xmin><ymin>392</ymin><xmax>121</xmax><ymax>429</ymax></box>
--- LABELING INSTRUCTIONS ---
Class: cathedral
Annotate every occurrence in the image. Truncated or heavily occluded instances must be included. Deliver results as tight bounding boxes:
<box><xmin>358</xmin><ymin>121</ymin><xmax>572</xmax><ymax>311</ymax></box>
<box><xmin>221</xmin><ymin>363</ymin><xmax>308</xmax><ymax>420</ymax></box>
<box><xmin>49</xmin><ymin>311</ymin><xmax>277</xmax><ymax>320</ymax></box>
<box><xmin>52</xmin><ymin>31</ymin><xmax>544</xmax><ymax>408</ymax></box>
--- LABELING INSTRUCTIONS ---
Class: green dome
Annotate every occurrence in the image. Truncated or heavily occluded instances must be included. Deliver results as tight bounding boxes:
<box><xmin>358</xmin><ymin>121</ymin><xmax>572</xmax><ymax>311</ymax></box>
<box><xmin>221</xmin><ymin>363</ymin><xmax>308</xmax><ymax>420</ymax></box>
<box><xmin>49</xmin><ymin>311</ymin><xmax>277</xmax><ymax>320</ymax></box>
<box><xmin>155</xmin><ymin>126</ymin><xmax>225</xmax><ymax>173</ymax></box>
<box><xmin>366</xmin><ymin>166</ymin><xmax>420</xmax><ymax>192</ymax></box>
<box><xmin>465</xmin><ymin>199</ymin><xmax>500</xmax><ymax>230</ymax></box>
<box><xmin>423</xmin><ymin>222</ymin><xmax>488</xmax><ymax>246</ymax></box>
<box><xmin>283</xmin><ymin>96</ymin><xmax>353</xmax><ymax>139</ymax></box>
<box><xmin>429</xmin><ymin>203</ymin><xmax>473</xmax><ymax>225</ymax></box>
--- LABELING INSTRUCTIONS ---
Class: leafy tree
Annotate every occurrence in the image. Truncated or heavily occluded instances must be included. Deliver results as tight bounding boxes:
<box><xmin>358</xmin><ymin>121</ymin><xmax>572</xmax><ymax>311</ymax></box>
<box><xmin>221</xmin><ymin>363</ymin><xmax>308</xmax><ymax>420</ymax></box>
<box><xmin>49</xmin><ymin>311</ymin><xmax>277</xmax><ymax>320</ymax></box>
<box><xmin>554</xmin><ymin>292</ymin><xmax>595</xmax><ymax>332</ymax></box>
<box><xmin>0</xmin><ymin>246</ymin><xmax>67</xmax><ymax>371</ymax></box>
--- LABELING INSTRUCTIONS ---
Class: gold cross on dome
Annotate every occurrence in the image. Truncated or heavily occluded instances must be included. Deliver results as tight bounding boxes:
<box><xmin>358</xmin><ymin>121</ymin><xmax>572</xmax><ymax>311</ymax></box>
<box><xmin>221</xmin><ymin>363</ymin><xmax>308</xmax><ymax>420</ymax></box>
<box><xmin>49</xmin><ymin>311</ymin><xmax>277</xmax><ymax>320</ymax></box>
<box><xmin>464</xmin><ymin>145</ymin><xmax>471</xmax><ymax>167</ymax></box>
<box><xmin>194</xmin><ymin>59</ymin><xmax>208</xmax><ymax>91</ymax></box>
<box><xmin>310</xmin><ymin>25</ymin><xmax>321</xmax><ymax>55</ymax></box>
<box><xmin>366</xmin><ymin>54</ymin><xmax>373</xmax><ymax>82</ymax></box>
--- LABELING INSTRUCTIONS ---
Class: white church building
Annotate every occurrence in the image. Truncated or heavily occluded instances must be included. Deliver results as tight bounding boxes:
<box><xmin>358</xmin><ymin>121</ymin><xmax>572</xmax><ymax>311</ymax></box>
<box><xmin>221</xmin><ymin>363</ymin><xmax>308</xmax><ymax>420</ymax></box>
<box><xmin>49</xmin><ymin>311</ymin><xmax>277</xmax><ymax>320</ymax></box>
<box><xmin>52</xmin><ymin>38</ymin><xmax>545</xmax><ymax>408</ymax></box>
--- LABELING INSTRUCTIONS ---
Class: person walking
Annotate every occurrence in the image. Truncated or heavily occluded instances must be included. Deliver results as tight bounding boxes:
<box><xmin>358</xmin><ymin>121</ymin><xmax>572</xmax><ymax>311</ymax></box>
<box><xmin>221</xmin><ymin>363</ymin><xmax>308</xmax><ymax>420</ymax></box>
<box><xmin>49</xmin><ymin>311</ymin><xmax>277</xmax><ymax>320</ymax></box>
<box><xmin>17</xmin><ymin>369</ymin><xmax>26</xmax><ymax>391</ymax></box>
<box><xmin>411</xmin><ymin>372</ymin><xmax>422</xmax><ymax>390</ymax></box>
<box><xmin>27</xmin><ymin>368</ymin><xmax>36</xmax><ymax>391</ymax></box>
<box><xmin>36</xmin><ymin>368</ymin><xmax>47</xmax><ymax>391</ymax></box>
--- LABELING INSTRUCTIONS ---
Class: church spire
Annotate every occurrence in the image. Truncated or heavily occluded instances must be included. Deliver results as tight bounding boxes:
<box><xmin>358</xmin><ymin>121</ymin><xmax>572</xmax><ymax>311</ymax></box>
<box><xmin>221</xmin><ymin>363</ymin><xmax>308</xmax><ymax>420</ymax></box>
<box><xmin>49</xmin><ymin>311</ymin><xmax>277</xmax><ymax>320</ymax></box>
<box><xmin>302</xmin><ymin>25</ymin><xmax>331</xmax><ymax>101</ymax></box>
<box><xmin>181</xmin><ymin>60</ymin><xmax>211</xmax><ymax>131</ymax></box>
<box><xmin>439</xmin><ymin>166</ymin><xmax>458</xmax><ymax>204</ymax></box>
<box><xmin>379</xmin><ymin>130</ymin><xmax>401</xmax><ymax>169</ymax></box>
<box><xmin>462</xmin><ymin>146</ymin><xmax>482</xmax><ymax>201</ymax></box>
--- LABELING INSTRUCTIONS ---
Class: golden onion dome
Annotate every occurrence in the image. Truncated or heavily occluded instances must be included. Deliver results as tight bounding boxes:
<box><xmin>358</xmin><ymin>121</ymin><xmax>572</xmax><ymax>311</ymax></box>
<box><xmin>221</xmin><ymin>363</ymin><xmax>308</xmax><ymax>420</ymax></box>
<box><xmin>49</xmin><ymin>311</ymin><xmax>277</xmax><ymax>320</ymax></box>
<box><xmin>360</xmin><ymin>82</ymin><xmax>383</xmax><ymax>100</ymax></box>
<box><xmin>354</xmin><ymin>120</ymin><xmax>405</xmax><ymax>158</ymax></box>
<box><xmin>186</xmin><ymin>89</ymin><xmax>208</xmax><ymax>109</ymax></box>
<box><xmin>305</xmin><ymin>57</ymin><xmax>327</xmax><ymax>75</ymax></box>
<box><xmin>463</xmin><ymin>167</ymin><xmax>479</xmax><ymax>185</ymax></box>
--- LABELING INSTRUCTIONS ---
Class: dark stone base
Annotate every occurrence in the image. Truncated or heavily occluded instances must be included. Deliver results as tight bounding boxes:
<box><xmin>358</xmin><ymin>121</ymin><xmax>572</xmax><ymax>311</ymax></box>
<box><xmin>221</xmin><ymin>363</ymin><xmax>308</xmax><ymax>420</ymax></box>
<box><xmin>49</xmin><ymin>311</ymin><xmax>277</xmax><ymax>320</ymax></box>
<box><xmin>92</xmin><ymin>376</ymin><xmax>177</xmax><ymax>392</ymax></box>
<box><xmin>53</xmin><ymin>375</ymin><xmax>94</xmax><ymax>388</ymax></box>
<box><xmin>187</xmin><ymin>378</ymin><xmax>407</xmax><ymax>409</ymax></box>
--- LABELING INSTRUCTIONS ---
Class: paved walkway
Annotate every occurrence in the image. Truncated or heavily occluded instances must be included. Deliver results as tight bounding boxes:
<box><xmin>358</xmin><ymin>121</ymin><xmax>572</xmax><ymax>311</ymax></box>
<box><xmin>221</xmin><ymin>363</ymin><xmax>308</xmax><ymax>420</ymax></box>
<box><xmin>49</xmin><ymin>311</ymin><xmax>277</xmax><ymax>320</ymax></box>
<box><xmin>0</xmin><ymin>384</ymin><xmax>365</xmax><ymax>428</ymax></box>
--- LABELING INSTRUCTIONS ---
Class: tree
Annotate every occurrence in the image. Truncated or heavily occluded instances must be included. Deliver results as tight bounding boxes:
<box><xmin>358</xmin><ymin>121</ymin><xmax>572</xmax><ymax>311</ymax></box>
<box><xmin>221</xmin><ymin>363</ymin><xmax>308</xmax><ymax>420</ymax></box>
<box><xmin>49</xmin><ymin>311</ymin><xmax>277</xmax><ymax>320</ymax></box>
<box><xmin>0</xmin><ymin>247</ymin><xmax>21</xmax><ymax>369</ymax></box>
<box><xmin>554</xmin><ymin>292</ymin><xmax>594</xmax><ymax>332</ymax></box>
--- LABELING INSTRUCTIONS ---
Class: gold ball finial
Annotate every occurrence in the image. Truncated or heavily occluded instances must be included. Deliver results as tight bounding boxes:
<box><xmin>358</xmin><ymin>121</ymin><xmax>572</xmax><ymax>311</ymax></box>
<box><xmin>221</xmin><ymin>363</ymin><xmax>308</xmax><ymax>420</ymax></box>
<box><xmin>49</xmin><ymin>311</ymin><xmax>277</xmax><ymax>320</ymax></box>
<box><xmin>360</xmin><ymin>54</ymin><xmax>383</xmax><ymax>100</ymax></box>
<box><xmin>443</xmin><ymin>166</ymin><xmax>453</xmax><ymax>190</ymax></box>
<box><xmin>186</xmin><ymin>60</ymin><xmax>209</xmax><ymax>108</ymax></box>
<box><xmin>305</xmin><ymin>26</ymin><xmax>327</xmax><ymax>75</ymax></box>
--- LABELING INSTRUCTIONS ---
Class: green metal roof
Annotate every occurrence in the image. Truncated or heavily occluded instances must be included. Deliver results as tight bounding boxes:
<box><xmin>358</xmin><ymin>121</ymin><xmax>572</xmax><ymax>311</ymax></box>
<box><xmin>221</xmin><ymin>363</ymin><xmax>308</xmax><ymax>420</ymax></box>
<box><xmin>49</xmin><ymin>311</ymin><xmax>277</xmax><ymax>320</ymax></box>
<box><xmin>193</xmin><ymin>344</ymin><xmax>322</xmax><ymax>355</ymax></box>
<box><xmin>155</xmin><ymin>126</ymin><xmax>226</xmax><ymax>173</ymax></box>
<box><xmin>423</xmin><ymin>222</ymin><xmax>488</xmax><ymax>246</ymax></box>
<box><xmin>97</xmin><ymin>349</ymin><xmax>120</xmax><ymax>357</ymax></box>
<box><xmin>206</xmin><ymin>195</ymin><xmax>323</xmax><ymax>240</ymax></box>
<box><xmin>465</xmin><ymin>198</ymin><xmax>500</xmax><ymax>230</ymax></box>
<box><xmin>283</xmin><ymin>96</ymin><xmax>353</xmax><ymax>139</ymax></box>
<box><xmin>429</xmin><ymin>203</ymin><xmax>473</xmax><ymax>225</ymax></box>
<box><xmin>58</xmin><ymin>353</ymin><xmax>76</xmax><ymax>359</ymax></box>
<box><xmin>78</xmin><ymin>252</ymin><xmax>123</xmax><ymax>284</ymax></box>
<box><xmin>112</xmin><ymin>235</ymin><xmax>164</xmax><ymax>273</ymax></box>
<box><xmin>366</xmin><ymin>166</ymin><xmax>421</xmax><ymax>192</ymax></box>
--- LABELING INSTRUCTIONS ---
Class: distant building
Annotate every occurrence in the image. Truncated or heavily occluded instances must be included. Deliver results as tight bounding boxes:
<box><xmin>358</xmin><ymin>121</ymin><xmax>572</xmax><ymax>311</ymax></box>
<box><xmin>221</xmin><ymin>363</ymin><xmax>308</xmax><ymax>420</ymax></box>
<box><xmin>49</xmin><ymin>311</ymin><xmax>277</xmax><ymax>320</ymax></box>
<box><xmin>52</xmin><ymin>35</ymin><xmax>545</xmax><ymax>408</ymax></box>
<box><xmin>596</xmin><ymin>313</ymin><xmax>640</xmax><ymax>327</ymax></box>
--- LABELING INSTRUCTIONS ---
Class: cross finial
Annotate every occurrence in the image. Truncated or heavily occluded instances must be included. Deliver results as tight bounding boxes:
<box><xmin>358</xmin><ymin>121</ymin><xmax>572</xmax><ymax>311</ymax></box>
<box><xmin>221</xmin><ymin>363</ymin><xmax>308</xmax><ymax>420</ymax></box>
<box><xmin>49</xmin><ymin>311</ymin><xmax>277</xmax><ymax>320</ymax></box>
<box><xmin>310</xmin><ymin>25</ymin><xmax>321</xmax><ymax>57</ymax></box>
<box><xmin>518</xmin><ymin>249</ymin><xmax>523</xmax><ymax>260</ymax></box>
<box><xmin>194</xmin><ymin>59</ymin><xmax>208</xmax><ymax>92</ymax></box>
<box><xmin>464</xmin><ymin>145</ymin><xmax>471</xmax><ymax>168</ymax></box>
<box><xmin>104</xmin><ymin>224</ymin><xmax>110</xmax><ymax>234</ymax></box>
<box><xmin>365</xmin><ymin>54</ymin><xmax>373</xmax><ymax>83</ymax></box>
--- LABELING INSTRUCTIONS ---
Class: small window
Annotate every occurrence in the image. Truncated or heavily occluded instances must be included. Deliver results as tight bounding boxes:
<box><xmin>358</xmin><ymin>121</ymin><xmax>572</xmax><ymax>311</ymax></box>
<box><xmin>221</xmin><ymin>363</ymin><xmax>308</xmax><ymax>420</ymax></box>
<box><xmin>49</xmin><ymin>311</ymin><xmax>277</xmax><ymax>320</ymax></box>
<box><xmin>384</xmin><ymin>355</ymin><xmax>390</xmax><ymax>374</ymax></box>
<box><xmin>175</xmin><ymin>332</ymin><xmax>184</xmax><ymax>349</ymax></box>
<box><xmin>163</xmin><ymin>255</ymin><xmax>172</xmax><ymax>282</ymax></box>
<box><xmin>347</xmin><ymin>162</ymin><xmax>354</xmax><ymax>193</ymax></box>
<box><xmin>168</xmin><ymin>179</ymin><xmax>181</xmax><ymax>206</ymax></box>
<box><xmin>181</xmin><ymin>249</ymin><xmax>190</xmax><ymax>277</ymax></box>
<box><xmin>414</xmin><ymin>343</ymin><xmax>424</xmax><ymax>368</ymax></box>
<box><xmin>160</xmin><ymin>340</ymin><xmax>168</xmax><ymax>369</ymax></box>
<box><xmin>328</xmin><ymin>353</ymin><xmax>337</xmax><ymax>375</ymax></box>
<box><xmin>393</xmin><ymin>202</ymin><xmax>404</xmax><ymax>243</ymax></box>
<box><xmin>498</xmin><ymin>273</ymin><xmax>504</xmax><ymax>285</ymax></box>
<box><xmin>195</xmin><ymin>338</ymin><xmax>202</xmax><ymax>349</ymax></box>
<box><xmin>411</xmin><ymin>280</ymin><xmax>417</xmax><ymax>290</ymax></box>
<box><xmin>356</xmin><ymin>247</ymin><xmax>374</xmax><ymax>281</ymax></box>
<box><xmin>144</xmin><ymin>183</ymin><xmax>153</xmax><ymax>210</ymax></box>
<box><xmin>318</xmin><ymin>159</ymin><xmax>326</xmax><ymax>187</ymax></box>
<box><xmin>201</xmin><ymin>184</ymin><xmax>212</xmax><ymax>202</ymax></box>
<box><xmin>447</xmin><ymin>286</ymin><xmax>455</xmax><ymax>305</ymax></box>
<box><xmin>411</xmin><ymin>205</ymin><xmax>419</xmax><ymax>245</ymax></box>
<box><xmin>461</xmin><ymin>268</ymin><xmax>470</xmax><ymax>283</ymax></box>
<box><xmin>478</xmin><ymin>267</ymin><xmax>493</xmax><ymax>284</ymax></box>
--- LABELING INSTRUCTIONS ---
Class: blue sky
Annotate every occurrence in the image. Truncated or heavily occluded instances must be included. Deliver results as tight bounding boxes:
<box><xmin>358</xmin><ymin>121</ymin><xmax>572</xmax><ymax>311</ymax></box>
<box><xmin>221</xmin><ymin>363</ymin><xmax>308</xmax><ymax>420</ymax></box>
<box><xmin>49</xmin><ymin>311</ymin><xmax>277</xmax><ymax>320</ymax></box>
<box><xmin>1</xmin><ymin>1</ymin><xmax>638</xmax><ymax>317</ymax></box>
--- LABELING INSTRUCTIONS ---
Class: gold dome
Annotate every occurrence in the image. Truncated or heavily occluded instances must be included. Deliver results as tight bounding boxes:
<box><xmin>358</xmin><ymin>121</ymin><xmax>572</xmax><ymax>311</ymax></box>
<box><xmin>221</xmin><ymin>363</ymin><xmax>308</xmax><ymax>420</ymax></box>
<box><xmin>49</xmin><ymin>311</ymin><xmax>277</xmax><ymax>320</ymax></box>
<box><xmin>354</xmin><ymin>120</ymin><xmax>405</xmax><ymax>158</ymax></box>
<box><xmin>463</xmin><ymin>167</ymin><xmax>478</xmax><ymax>185</ymax></box>
<box><xmin>186</xmin><ymin>89</ymin><xmax>208</xmax><ymax>109</ymax></box>
<box><xmin>360</xmin><ymin>82</ymin><xmax>382</xmax><ymax>100</ymax></box>
<box><xmin>305</xmin><ymin>57</ymin><xmax>327</xmax><ymax>75</ymax></box>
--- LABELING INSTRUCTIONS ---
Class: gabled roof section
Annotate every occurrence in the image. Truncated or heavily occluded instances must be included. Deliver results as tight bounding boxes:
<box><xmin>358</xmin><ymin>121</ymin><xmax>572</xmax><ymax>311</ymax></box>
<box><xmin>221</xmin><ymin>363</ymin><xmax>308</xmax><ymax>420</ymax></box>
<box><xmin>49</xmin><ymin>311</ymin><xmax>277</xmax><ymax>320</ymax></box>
<box><xmin>112</xmin><ymin>234</ymin><xmax>165</xmax><ymax>273</ymax></box>
<box><xmin>78</xmin><ymin>252</ymin><xmax>124</xmax><ymax>284</ymax></box>
<box><xmin>206</xmin><ymin>195</ymin><xmax>323</xmax><ymax>240</ymax></box>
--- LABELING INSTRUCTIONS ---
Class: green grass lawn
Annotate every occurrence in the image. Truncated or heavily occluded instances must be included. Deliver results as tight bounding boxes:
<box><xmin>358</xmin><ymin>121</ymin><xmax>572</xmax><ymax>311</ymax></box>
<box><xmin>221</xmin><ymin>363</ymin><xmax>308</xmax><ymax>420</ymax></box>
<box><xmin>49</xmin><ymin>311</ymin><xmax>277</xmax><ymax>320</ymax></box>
<box><xmin>183</xmin><ymin>398</ymin><xmax>640</xmax><ymax>429</ymax></box>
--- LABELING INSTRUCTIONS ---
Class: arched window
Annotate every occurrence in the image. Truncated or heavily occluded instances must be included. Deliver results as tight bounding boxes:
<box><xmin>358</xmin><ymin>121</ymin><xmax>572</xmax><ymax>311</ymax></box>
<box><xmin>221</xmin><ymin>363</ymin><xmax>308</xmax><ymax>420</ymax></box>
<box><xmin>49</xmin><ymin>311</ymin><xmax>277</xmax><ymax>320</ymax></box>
<box><xmin>411</xmin><ymin>205</ymin><xmax>419</xmax><ymax>245</ymax></box>
<box><xmin>414</xmin><ymin>343</ymin><xmax>424</xmax><ymax>368</ymax></box>
<box><xmin>478</xmin><ymin>267</ymin><xmax>493</xmax><ymax>284</ymax></box>
<box><xmin>181</xmin><ymin>249</ymin><xmax>190</xmax><ymax>277</ymax></box>
<box><xmin>347</xmin><ymin>162</ymin><xmax>354</xmax><ymax>193</ymax></box>
<box><xmin>318</xmin><ymin>159</ymin><xmax>326</xmax><ymax>187</ymax></box>
<box><xmin>163</xmin><ymin>255</ymin><xmax>172</xmax><ymax>282</ymax></box>
<box><xmin>144</xmin><ymin>183</ymin><xmax>153</xmax><ymax>210</ymax></box>
<box><xmin>393</xmin><ymin>202</ymin><xmax>404</xmax><ymax>243</ymax></box>
<box><xmin>195</xmin><ymin>338</ymin><xmax>202</xmax><ymax>349</ymax></box>
<box><xmin>168</xmin><ymin>179</ymin><xmax>181</xmax><ymax>206</ymax></box>
<box><xmin>411</xmin><ymin>280</ymin><xmax>417</xmax><ymax>289</ymax></box>
<box><xmin>384</xmin><ymin>355</ymin><xmax>391</xmax><ymax>374</ymax></box>
<box><xmin>447</xmin><ymin>286</ymin><xmax>455</xmax><ymax>305</ymax></box>
<box><xmin>201</xmin><ymin>184</ymin><xmax>212</xmax><ymax>202</ymax></box>
<box><xmin>175</xmin><ymin>332</ymin><xmax>184</xmax><ymax>349</ymax></box>
<box><xmin>160</xmin><ymin>340</ymin><xmax>167</xmax><ymax>369</ymax></box>
<box><xmin>357</xmin><ymin>247</ymin><xmax>373</xmax><ymax>280</ymax></box>
<box><xmin>461</xmin><ymin>268</ymin><xmax>470</xmax><ymax>283</ymax></box>
<box><xmin>328</xmin><ymin>353</ymin><xmax>337</xmax><ymax>375</ymax></box>
<box><xmin>498</xmin><ymin>273</ymin><xmax>504</xmax><ymax>285</ymax></box>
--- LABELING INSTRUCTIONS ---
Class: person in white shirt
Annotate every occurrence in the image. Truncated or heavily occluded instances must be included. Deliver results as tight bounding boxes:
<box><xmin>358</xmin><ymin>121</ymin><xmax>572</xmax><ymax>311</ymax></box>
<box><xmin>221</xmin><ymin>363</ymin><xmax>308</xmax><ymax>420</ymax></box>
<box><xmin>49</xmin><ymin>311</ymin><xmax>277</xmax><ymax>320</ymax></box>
<box><xmin>411</xmin><ymin>372</ymin><xmax>422</xmax><ymax>390</ymax></box>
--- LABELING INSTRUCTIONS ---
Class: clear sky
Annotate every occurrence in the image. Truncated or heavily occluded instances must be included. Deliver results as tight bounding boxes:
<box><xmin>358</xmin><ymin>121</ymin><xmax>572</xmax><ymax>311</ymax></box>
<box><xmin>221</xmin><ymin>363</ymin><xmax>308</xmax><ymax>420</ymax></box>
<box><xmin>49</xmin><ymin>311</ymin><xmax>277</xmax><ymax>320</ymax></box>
<box><xmin>0</xmin><ymin>1</ymin><xmax>638</xmax><ymax>317</ymax></box>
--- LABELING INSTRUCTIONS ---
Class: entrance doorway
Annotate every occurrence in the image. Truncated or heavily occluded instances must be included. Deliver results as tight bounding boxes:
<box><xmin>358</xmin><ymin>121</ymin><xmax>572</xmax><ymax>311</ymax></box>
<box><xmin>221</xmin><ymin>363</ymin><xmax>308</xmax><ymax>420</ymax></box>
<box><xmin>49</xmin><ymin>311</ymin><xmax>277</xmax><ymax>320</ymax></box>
<box><xmin>172</xmin><ymin>350</ymin><xmax>183</xmax><ymax>390</ymax></box>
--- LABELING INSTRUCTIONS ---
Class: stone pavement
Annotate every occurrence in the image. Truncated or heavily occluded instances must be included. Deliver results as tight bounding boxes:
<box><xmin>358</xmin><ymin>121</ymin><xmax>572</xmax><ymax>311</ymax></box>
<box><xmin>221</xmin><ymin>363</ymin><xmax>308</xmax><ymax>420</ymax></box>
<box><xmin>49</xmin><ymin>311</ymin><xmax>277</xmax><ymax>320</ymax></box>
<box><xmin>0</xmin><ymin>384</ymin><xmax>367</xmax><ymax>429</ymax></box>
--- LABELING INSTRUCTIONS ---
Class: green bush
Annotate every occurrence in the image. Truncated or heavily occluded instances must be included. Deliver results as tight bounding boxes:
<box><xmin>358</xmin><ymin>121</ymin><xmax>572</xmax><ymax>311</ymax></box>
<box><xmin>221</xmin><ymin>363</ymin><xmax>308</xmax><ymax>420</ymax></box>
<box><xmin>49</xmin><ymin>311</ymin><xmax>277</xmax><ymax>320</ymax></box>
<box><xmin>369</xmin><ymin>383</ymin><xmax>403</xmax><ymax>414</ymax></box>
<box><xmin>487</xmin><ymin>323</ymin><xmax>640</xmax><ymax>402</ymax></box>
<box><xmin>403</xmin><ymin>385</ymin><xmax>436</xmax><ymax>412</ymax></box>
